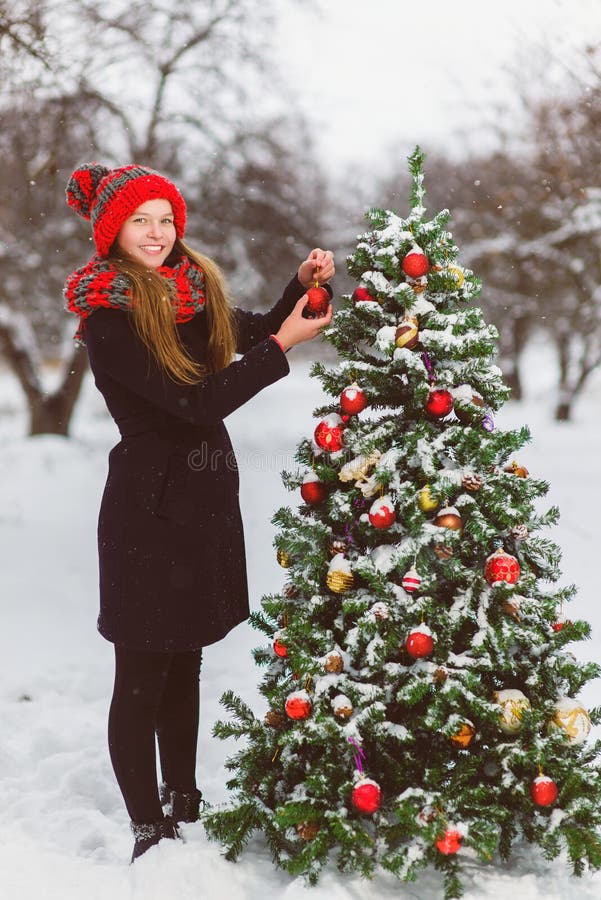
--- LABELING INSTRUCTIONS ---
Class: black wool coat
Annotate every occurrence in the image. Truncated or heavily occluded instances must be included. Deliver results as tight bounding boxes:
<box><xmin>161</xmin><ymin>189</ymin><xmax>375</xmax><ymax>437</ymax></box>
<box><xmin>85</xmin><ymin>273</ymin><xmax>315</xmax><ymax>652</ymax></box>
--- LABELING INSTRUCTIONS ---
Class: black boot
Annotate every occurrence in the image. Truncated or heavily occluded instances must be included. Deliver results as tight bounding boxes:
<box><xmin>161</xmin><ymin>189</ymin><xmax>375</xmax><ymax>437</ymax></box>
<box><xmin>130</xmin><ymin>815</ymin><xmax>179</xmax><ymax>862</ymax></box>
<box><xmin>159</xmin><ymin>782</ymin><xmax>203</xmax><ymax>824</ymax></box>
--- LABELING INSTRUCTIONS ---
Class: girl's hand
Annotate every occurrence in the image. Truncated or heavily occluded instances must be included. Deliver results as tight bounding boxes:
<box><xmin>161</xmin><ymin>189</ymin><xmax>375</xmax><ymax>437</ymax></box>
<box><xmin>297</xmin><ymin>248</ymin><xmax>335</xmax><ymax>288</ymax></box>
<box><xmin>273</xmin><ymin>295</ymin><xmax>333</xmax><ymax>351</ymax></box>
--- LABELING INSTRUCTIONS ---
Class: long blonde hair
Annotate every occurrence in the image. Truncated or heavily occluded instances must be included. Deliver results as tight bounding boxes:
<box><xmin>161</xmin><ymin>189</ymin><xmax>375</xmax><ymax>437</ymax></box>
<box><xmin>107</xmin><ymin>238</ymin><xmax>238</xmax><ymax>384</ymax></box>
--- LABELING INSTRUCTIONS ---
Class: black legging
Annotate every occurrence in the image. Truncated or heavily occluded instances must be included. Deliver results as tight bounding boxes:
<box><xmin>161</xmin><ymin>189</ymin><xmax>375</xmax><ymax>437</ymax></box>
<box><xmin>108</xmin><ymin>645</ymin><xmax>203</xmax><ymax>824</ymax></box>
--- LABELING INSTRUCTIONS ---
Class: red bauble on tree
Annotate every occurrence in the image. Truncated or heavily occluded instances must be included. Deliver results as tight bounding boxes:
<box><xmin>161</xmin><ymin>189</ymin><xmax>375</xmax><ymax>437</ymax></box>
<box><xmin>351</xmin><ymin>778</ymin><xmax>381</xmax><ymax>814</ymax></box>
<box><xmin>552</xmin><ymin>614</ymin><xmax>568</xmax><ymax>633</ymax></box>
<box><xmin>352</xmin><ymin>286</ymin><xmax>374</xmax><ymax>303</ymax></box>
<box><xmin>314</xmin><ymin>414</ymin><xmax>346</xmax><ymax>452</ymax></box>
<box><xmin>273</xmin><ymin>633</ymin><xmax>288</xmax><ymax>658</ymax></box>
<box><xmin>368</xmin><ymin>495</ymin><xmax>396</xmax><ymax>529</ymax></box>
<box><xmin>405</xmin><ymin>625</ymin><xmax>434</xmax><ymax>659</ymax></box>
<box><xmin>300</xmin><ymin>471</ymin><xmax>327</xmax><ymax>504</ymax></box>
<box><xmin>402</xmin><ymin>245</ymin><xmax>430</xmax><ymax>278</ymax></box>
<box><xmin>436</xmin><ymin>827</ymin><xmax>463</xmax><ymax>855</ymax></box>
<box><xmin>303</xmin><ymin>284</ymin><xmax>330</xmax><ymax>318</ymax></box>
<box><xmin>425</xmin><ymin>388</ymin><xmax>454</xmax><ymax>418</ymax></box>
<box><xmin>340</xmin><ymin>383</ymin><xmax>367</xmax><ymax>415</ymax></box>
<box><xmin>285</xmin><ymin>690</ymin><xmax>312</xmax><ymax>720</ymax></box>
<box><xmin>530</xmin><ymin>774</ymin><xmax>558</xmax><ymax>806</ymax></box>
<box><xmin>485</xmin><ymin>548</ymin><xmax>520</xmax><ymax>585</ymax></box>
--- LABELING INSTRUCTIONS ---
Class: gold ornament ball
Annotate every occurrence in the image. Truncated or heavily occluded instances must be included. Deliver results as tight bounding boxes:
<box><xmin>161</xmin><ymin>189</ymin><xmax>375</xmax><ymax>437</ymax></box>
<box><xmin>418</xmin><ymin>484</ymin><xmax>438</xmax><ymax>512</ymax></box>
<box><xmin>455</xmin><ymin>392</ymin><xmax>485</xmax><ymax>425</ymax></box>
<box><xmin>434</xmin><ymin>509</ymin><xmax>463</xmax><ymax>530</ymax></box>
<box><xmin>547</xmin><ymin>698</ymin><xmax>591</xmax><ymax>745</ymax></box>
<box><xmin>326</xmin><ymin>569</ymin><xmax>355</xmax><ymax>593</ymax></box>
<box><xmin>326</xmin><ymin>555</ymin><xmax>355</xmax><ymax>593</ymax></box>
<box><xmin>493</xmin><ymin>689</ymin><xmax>531</xmax><ymax>735</ymax></box>
<box><xmin>449</xmin><ymin>720</ymin><xmax>475</xmax><ymax>748</ymax></box>
<box><xmin>277</xmin><ymin>548</ymin><xmax>291</xmax><ymax>568</ymax></box>
<box><xmin>297</xmin><ymin>821</ymin><xmax>320</xmax><ymax>841</ymax></box>
<box><xmin>324</xmin><ymin>651</ymin><xmax>344</xmax><ymax>674</ymax></box>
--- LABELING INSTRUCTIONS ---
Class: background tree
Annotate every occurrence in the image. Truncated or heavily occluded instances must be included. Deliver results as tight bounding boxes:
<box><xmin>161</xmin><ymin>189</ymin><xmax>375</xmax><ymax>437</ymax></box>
<box><xmin>0</xmin><ymin>0</ymin><xmax>328</xmax><ymax>435</ymax></box>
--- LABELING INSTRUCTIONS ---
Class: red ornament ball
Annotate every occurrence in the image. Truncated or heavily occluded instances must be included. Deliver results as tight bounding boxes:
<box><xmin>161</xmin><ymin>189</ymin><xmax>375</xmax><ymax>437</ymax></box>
<box><xmin>402</xmin><ymin>248</ymin><xmax>430</xmax><ymax>278</ymax></box>
<box><xmin>436</xmin><ymin>827</ymin><xmax>462</xmax><ymax>855</ymax></box>
<box><xmin>314</xmin><ymin>414</ymin><xmax>345</xmax><ymax>452</ymax></box>
<box><xmin>405</xmin><ymin>626</ymin><xmax>434</xmax><ymax>659</ymax></box>
<box><xmin>531</xmin><ymin>775</ymin><xmax>558</xmax><ymax>806</ymax></box>
<box><xmin>285</xmin><ymin>690</ymin><xmax>312</xmax><ymax>720</ymax></box>
<box><xmin>304</xmin><ymin>285</ymin><xmax>330</xmax><ymax>317</ymax></box>
<box><xmin>351</xmin><ymin>778</ymin><xmax>381</xmax><ymax>814</ymax></box>
<box><xmin>368</xmin><ymin>496</ymin><xmax>396</xmax><ymax>529</ymax></box>
<box><xmin>485</xmin><ymin>549</ymin><xmax>520</xmax><ymax>585</ymax></box>
<box><xmin>300</xmin><ymin>473</ymin><xmax>327</xmax><ymax>504</ymax></box>
<box><xmin>340</xmin><ymin>383</ymin><xmax>367</xmax><ymax>415</ymax></box>
<box><xmin>426</xmin><ymin>388</ymin><xmax>454</xmax><ymax>418</ymax></box>
<box><xmin>273</xmin><ymin>636</ymin><xmax>288</xmax><ymax>658</ymax></box>
<box><xmin>352</xmin><ymin>286</ymin><xmax>374</xmax><ymax>303</ymax></box>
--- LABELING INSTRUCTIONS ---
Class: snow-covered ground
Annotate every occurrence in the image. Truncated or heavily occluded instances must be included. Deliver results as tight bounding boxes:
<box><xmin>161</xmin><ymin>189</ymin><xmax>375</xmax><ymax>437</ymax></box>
<box><xmin>1</xmin><ymin>338</ymin><xmax>600</xmax><ymax>900</ymax></box>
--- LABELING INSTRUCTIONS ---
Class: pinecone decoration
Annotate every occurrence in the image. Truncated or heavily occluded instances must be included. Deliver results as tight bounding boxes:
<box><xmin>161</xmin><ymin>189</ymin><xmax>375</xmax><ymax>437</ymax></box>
<box><xmin>462</xmin><ymin>472</ymin><xmax>483</xmax><ymax>491</ymax></box>
<box><xmin>329</xmin><ymin>539</ymin><xmax>347</xmax><ymax>557</ymax></box>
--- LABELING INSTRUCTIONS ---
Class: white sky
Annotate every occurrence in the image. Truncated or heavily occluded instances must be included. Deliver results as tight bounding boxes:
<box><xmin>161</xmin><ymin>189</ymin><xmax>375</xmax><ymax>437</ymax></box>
<box><xmin>274</xmin><ymin>0</ymin><xmax>599</xmax><ymax>172</ymax></box>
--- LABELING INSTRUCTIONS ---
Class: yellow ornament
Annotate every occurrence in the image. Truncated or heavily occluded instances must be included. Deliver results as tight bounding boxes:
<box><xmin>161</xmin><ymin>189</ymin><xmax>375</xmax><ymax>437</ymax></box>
<box><xmin>338</xmin><ymin>450</ymin><xmax>381</xmax><ymax>484</ymax></box>
<box><xmin>448</xmin><ymin>265</ymin><xmax>465</xmax><ymax>288</ymax></box>
<box><xmin>277</xmin><ymin>548</ymin><xmax>291</xmax><ymax>568</ymax></box>
<box><xmin>418</xmin><ymin>485</ymin><xmax>438</xmax><ymax>513</ymax></box>
<box><xmin>394</xmin><ymin>318</ymin><xmax>419</xmax><ymax>350</ymax></box>
<box><xmin>326</xmin><ymin>553</ymin><xmax>355</xmax><ymax>593</ymax></box>
<box><xmin>547</xmin><ymin>697</ymin><xmax>591</xmax><ymax>745</ymax></box>
<box><xmin>493</xmin><ymin>689</ymin><xmax>531</xmax><ymax>735</ymax></box>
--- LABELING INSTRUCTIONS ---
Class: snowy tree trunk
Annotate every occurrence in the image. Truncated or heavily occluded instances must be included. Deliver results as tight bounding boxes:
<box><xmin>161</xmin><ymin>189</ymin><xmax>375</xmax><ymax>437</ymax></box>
<box><xmin>499</xmin><ymin>315</ymin><xmax>529</xmax><ymax>401</ymax></box>
<box><xmin>0</xmin><ymin>304</ymin><xmax>88</xmax><ymax>436</ymax></box>
<box><xmin>553</xmin><ymin>334</ymin><xmax>600</xmax><ymax>422</ymax></box>
<box><xmin>29</xmin><ymin>352</ymin><xmax>89</xmax><ymax>435</ymax></box>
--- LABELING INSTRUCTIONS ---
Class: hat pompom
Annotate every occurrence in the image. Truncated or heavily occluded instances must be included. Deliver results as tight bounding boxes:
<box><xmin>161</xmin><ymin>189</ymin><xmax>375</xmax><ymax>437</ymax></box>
<box><xmin>65</xmin><ymin>163</ymin><xmax>111</xmax><ymax>219</ymax></box>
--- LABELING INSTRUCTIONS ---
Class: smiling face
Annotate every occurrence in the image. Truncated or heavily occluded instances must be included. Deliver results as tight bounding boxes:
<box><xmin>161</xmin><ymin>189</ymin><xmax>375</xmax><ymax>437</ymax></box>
<box><xmin>116</xmin><ymin>198</ymin><xmax>176</xmax><ymax>268</ymax></box>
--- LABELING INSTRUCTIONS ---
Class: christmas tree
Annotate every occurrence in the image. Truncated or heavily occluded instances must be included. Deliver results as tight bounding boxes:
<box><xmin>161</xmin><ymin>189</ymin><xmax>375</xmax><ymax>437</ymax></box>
<box><xmin>203</xmin><ymin>148</ymin><xmax>601</xmax><ymax>898</ymax></box>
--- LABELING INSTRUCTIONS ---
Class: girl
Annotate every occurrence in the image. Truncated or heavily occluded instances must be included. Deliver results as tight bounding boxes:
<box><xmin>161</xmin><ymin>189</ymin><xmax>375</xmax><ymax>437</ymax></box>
<box><xmin>63</xmin><ymin>163</ymin><xmax>334</xmax><ymax>861</ymax></box>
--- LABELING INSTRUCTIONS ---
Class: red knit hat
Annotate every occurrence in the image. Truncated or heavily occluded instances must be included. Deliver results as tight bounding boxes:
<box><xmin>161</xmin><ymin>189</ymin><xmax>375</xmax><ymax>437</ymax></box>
<box><xmin>65</xmin><ymin>163</ymin><xmax>187</xmax><ymax>257</ymax></box>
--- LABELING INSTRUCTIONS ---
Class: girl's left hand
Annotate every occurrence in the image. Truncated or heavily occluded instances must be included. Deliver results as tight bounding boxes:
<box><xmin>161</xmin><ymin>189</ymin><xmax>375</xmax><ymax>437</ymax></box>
<box><xmin>298</xmin><ymin>248</ymin><xmax>335</xmax><ymax>288</ymax></box>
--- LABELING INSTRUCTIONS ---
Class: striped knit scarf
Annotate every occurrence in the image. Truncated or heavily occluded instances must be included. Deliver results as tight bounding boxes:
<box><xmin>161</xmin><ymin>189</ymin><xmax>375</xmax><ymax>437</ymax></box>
<box><xmin>64</xmin><ymin>254</ymin><xmax>206</xmax><ymax>343</ymax></box>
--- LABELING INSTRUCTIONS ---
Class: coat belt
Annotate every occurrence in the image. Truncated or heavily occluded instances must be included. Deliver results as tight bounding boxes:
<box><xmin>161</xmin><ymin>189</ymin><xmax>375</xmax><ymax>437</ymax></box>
<box><xmin>116</xmin><ymin>411</ymin><xmax>171</xmax><ymax>436</ymax></box>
